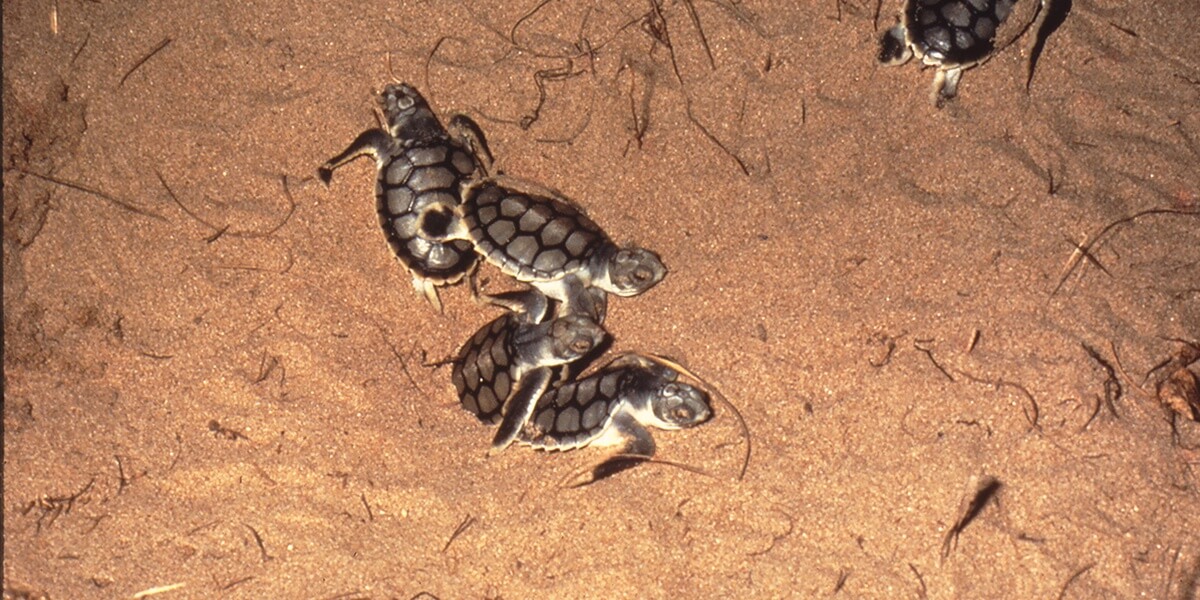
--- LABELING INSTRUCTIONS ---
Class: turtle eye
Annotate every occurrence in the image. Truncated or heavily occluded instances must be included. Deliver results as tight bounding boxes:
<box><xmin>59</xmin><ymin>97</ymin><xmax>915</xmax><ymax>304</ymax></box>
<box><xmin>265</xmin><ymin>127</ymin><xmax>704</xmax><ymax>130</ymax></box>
<box><xmin>396</xmin><ymin>95</ymin><xmax>415</xmax><ymax>110</ymax></box>
<box><xmin>570</xmin><ymin>337</ymin><xmax>593</xmax><ymax>354</ymax></box>
<box><xmin>672</xmin><ymin>406</ymin><xmax>694</xmax><ymax>422</ymax></box>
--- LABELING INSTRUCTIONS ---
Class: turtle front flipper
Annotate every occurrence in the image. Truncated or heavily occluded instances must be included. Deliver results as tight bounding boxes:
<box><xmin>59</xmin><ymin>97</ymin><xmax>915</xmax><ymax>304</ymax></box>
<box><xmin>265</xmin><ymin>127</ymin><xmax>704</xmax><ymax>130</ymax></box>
<box><xmin>478</xmin><ymin>288</ymin><xmax>549</xmax><ymax>322</ymax></box>
<box><xmin>567</xmin><ymin>412</ymin><xmax>655</xmax><ymax>487</ymax></box>
<box><xmin>574</xmin><ymin>285</ymin><xmax>608</xmax><ymax>325</ymax></box>
<box><xmin>490</xmin><ymin>366</ymin><xmax>555</xmax><ymax>454</ymax></box>
<box><xmin>469</xmin><ymin>272</ymin><xmax>551</xmax><ymax>323</ymax></box>
<box><xmin>414</xmin><ymin>276</ymin><xmax>445</xmax><ymax>313</ymax></box>
<box><xmin>546</xmin><ymin>275</ymin><xmax>602</xmax><ymax>322</ymax></box>
<box><xmin>318</xmin><ymin>129</ymin><xmax>391</xmax><ymax>184</ymax></box>
<box><xmin>447</xmin><ymin>114</ymin><xmax>495</xmax><ymax>177</ymax></box>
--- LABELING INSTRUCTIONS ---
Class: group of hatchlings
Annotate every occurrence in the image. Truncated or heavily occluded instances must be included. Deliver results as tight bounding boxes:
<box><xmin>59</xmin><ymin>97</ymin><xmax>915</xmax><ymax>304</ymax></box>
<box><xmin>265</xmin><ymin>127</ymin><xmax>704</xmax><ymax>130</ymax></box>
<box><xmin>319</xmin><ymin>84</ymin><xmax>717</xmax><ymax>483</ymax></box>
<box><xmin>318</xmin><ymin>0</ymin><xmax>1056</xmax><ymax>481</ymax></box>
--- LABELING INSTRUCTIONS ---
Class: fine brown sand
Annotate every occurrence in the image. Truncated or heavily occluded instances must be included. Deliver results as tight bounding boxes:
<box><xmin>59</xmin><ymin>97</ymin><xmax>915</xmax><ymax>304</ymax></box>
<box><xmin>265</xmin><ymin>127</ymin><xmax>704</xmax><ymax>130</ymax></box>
<box><xmin>4</xmin><ymin>0</ymin><xmax>1199</xmax><ymax>598</ymax></box>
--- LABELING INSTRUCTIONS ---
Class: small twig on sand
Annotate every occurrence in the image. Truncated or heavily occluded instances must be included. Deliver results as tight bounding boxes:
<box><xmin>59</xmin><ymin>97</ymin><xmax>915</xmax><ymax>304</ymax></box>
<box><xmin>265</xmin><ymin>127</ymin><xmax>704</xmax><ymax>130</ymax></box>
<box><xmin>245</xmin><ymin>524</ymin><xmax>273</xmax><ymax>562</ymax></box>
<box><xmin>1052</xmin><ymin>208</ymin><xmax>1200</xmax><ymax>297</ymax></box>
<box><xmin>22</xmin><ymin>476</ymin><xmax>96</xmax><ymax>533</ymax></box>
<box><xmin>132</xmin><ymin>583</ymin><xmax>186</xmax><ymax>599</ymax></box>
<box><xmin>120</xmin><ymin>37</ymin><xmax>172</xmax><ymax>87</ymax></box>
<box><xmin>360</xmin><ymin>493</ymin><xmax>374</xmax><ymax>522</ymax></box>
<box><xmin>941</xmin><ymin>474</ymin><xmax>1001</xmax><ymax>561</ymax></box>
<box><xmin>17</xmin><ymin>168</ymin><xmax>166</xmax><ymax>221</ymax></box>
<box><xmin>1055</xmin><ymin>563</ymin><xmax>1095</xmax><ymax>600</ymax></box>
<box><xmin>1109</xmin><ymin>341</ymin><xmax>1151</xmax><ymax>399</ymax></box>
<box><xmin>914</xmin><ymin>339</ymin><xmax>955</xmax><ymax>382</ymax></box>
<box><xmin>680</xmin><ymin>0</ymin><xmax>716</xmax><ymax>69</ymax></box>
<box><xmin>441</xmin><ymin>514</ymin><xmax>476</xmax><ymax>553</ymax></box>
<box><xmin>218</xmin><ymin>576</ymin><xmax>254</xmax><ymax>592</ymax></box>
<box><xmin>1081</xmin><ymin>342</ymin><xmax>1122</xmax><ymax>418</ymax></box>
<box><xmin>377</xmin><ymin>326</ymin><xmax>435</xmax><ymax>408</ymax></box>
<box><xmin>833</xmin><ymin>569</ymin><xmax>850</xmax><ymax>593</ymax></box>
<box><xmin>156</xmin><ymin>169</ymin><xmax>225</xmax><ymax>239</ymax></box>
<box><xmin>909</xmin><ymin>563</ymin><xmax>928</xmax><ymax>599</ymax></box>
<box><xmin>644</xmin><ymin>0</ymin><xmax>750</xmax><ymax>176</ymax></box>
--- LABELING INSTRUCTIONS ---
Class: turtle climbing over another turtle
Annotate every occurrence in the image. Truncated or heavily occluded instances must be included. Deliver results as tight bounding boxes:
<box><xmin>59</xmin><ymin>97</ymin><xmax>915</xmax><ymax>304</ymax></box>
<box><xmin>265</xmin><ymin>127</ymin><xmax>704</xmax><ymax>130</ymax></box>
<box><xmin>517</xmin><ymin>354</ymin><xmax>712</xmax><ymax>482</ymax></box>
<box><xmin>878</xmin><ymin>0</ymin><xmax>1051</xmax><ymax>105</ymax></box>
<box><xmin>318</xmin><ymin>83</ymin><xmax>493</xmax><ymax>310</ymax></box>
<box><xmin>437</xmin><ymin>178</ymin><xmax>667</xmax><ymax>322</ymax></box>
<box><xmin>451</xmin><ymin>301</ymin><xmax>608</xmax><ymax>453</ymax></box>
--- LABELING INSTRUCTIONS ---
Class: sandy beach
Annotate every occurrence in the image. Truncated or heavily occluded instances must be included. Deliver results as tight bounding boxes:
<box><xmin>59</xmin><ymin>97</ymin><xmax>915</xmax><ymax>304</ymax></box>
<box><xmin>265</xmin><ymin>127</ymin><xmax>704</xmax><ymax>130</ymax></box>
<box><xmin>4</xmin><ymin>0</ymin><xmax>1199</xmax><ymax>597</ymax></box>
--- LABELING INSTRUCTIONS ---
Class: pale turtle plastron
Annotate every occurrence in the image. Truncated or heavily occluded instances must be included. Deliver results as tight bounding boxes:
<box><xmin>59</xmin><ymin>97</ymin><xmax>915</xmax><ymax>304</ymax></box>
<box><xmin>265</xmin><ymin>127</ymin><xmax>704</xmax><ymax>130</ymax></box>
<box><xmin>318</xmin><ymin>83</ymin><xmax>494</xmax><ymax>310</ymax></box>
<box><xmin>878</xmin><ymin>0</ymin><xmax>1050</xmax><ymax>106</ymax></box>
<box><xmin>451</xmin><ymin>301</ymin><xmax>608</xmax><ymax>454</ymax></box>
<box><xmin>443</xmin><ymin>178</ymin><xmax>666</xmax><ymax>323</ymax></box>
<box><xmin>517</xmin><ymin>354</ymin><xmax>712</xmax><ymax>484</ymax></box>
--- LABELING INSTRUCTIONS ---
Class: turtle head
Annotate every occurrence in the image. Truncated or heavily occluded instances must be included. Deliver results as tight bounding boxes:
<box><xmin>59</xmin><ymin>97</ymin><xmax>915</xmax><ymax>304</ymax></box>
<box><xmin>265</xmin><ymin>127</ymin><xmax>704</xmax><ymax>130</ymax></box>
<box><xmin>603</xmin><ymin>246</ymin><xmax>666</xmax><ymax>297</ymax></box>
<box><xmin>379</xmin><ymin>83</ymin><xmax>443</xmax><ymax>142</ymax></box>
<box><xmin>617</xmin><ymin>359</ymin><xmax>712</xmax><ymax>430</ymax></box>
<box><xmin>548</xmin><ymin>314</ymin><xmax>607</xmax><ymax>363</ymax></box>
<box><xmin>648</xmin><ymin>381</ymin><xmax>711</xmax><ymax>430</ymax></box>
<box><xmin>878</xmin><ymin>24</ymin><xmax>913</xmax><ymax>65</ymax></box>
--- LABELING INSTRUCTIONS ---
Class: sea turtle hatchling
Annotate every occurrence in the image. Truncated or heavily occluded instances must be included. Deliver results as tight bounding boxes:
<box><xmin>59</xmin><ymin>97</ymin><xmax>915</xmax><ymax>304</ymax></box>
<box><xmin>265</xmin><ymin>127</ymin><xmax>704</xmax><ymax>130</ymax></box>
<box><xmin>517</xmin><ymin>355</ymin><xmax>712</xmax><ymax>482</ymax></box>
<box><xmin>437</xmin><ymin>179</ymin><xmax>667</xmax><ymax>322</ymax></box>
<box><xmin>451</xmin><ymin>304</ymin><xmax>608</xmax><ymax>453</ymax></box>
<box><xmin>878</xmin><ymin>0</ymin><xmax>1050</xmax><ymax>105</ymax></box>
<box><xmin>318</xmin><ymin>83</ymin><xmax>493</xmax><ymax>310</ymax></box>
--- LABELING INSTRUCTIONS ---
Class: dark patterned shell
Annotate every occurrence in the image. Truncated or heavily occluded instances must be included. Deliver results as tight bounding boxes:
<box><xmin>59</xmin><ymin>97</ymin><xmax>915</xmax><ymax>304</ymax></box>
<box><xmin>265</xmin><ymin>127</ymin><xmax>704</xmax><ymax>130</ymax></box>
<box><xmin>906</xmin><ymin>0</ymin><xmax>1017</xmax><ymax>65</ymax></box>
<box><xmin>377</xmin><ymin>140</ymin><xmax>481</xmax><ymax>284</ymax></box>
<box><xmin>462</xmin><ymin>181</ymin><xmax>609</xmax><ymax>283</ymax></box>
<box><xmin>522</xmin><ymin>366</ymin><xmax>628</xmax><ymax>450</ymax></box>
<box><xmin>451</xmin><ymin>315</ymin><xmax>519</xmax><ymax>425</ymax></box>
<box><xmin>450</xmin><ymin>311</ymin><xmax>605</xmax><ymax>425</ymax></box>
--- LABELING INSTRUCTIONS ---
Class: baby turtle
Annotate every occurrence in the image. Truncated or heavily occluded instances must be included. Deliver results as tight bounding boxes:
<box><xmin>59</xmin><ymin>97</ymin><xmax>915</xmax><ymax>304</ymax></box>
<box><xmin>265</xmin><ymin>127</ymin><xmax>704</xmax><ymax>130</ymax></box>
<box><xmin>879</xmin><ymin>0</ymin><xmax>1049</xmax><ymax>105</ymax></box>
<box><xmin>318</xmin><ymin>83</ymin><xmax>493</xmax><ymax>309</ymax></box>
<box><xmin>451</xmin><ymin>305</ymin><xmax>607</xmax><ymax>453</ymax></box>
<box><xmin>518</xmin><ymin>355</ymin><xmax>712</xmax><ymax>482</ymax></box>
<box><xmin>442</xmin><ymin>179</ymin><xmax>666</xmax><ymax>322</ymax></box>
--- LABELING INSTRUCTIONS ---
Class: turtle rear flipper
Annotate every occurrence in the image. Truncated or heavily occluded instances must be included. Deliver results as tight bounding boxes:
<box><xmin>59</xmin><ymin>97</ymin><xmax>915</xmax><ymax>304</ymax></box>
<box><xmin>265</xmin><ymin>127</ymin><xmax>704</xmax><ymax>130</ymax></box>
<box><xmin>414</xmin><ymin>276</ymin><xmax>445</xmax><ymax>313</ymax></box>
<box><xmin>490</xmin><ymin>366</ymin><xmax>555</xmax><ymax>454</ymax></box>
<box><xmin>564</xmin><ymin>413</ymin><xmax>655</xmax><ymax>487</ymax></box>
